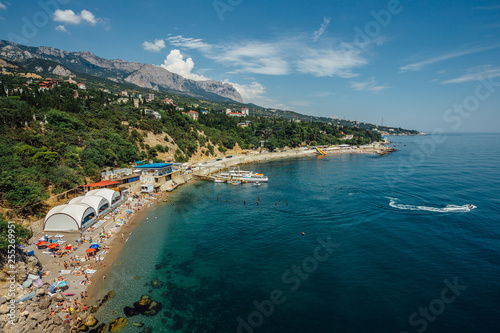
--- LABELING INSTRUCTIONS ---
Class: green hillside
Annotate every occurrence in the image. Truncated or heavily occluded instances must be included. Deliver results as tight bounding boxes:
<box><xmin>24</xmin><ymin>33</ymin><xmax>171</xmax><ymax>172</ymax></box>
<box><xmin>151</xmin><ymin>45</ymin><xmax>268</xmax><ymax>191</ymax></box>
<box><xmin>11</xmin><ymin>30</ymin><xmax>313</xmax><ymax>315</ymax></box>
<box><xmin>0</xmin><ymin>66</ymin><xmax>398</xmax><ymax>217</ymax></box>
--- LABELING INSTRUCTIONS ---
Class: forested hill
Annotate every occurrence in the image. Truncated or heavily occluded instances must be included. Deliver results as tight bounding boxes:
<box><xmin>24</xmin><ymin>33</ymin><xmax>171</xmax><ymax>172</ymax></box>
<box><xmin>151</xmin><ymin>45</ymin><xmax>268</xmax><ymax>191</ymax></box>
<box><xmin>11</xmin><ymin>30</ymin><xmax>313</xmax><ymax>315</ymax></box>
<box><xmin>0</xmin><ymin>71</ymin><xmax>384</xmax><ymax>218</ymax></box>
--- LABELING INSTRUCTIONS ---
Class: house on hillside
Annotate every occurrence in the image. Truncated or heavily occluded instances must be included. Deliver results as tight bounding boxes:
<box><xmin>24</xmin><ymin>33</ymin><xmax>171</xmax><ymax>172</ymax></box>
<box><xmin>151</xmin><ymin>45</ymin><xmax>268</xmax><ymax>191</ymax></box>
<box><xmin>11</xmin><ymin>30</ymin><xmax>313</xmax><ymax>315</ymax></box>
<box><xmin>228</xmin><ymin>111</ymin><xmax>246</xmax><ymax>117</ymax></box>
<box><xmin>145</xmin><ymin>93</ymin><xmax>155</xmax><ymax>103</ymax></box>
<box><xmin>183</xmin><ymin>110</ymin><xmax>199</xmax><ymax>120</ymax></box>
<box><xmin>145</xmin><ymin>109</ymin><xmax>162</xmax><ymax>119</ymax></box>
<box><xmin>77</xmin><ymin>83</ymin><xmax>86</xmax><ymax>90</ymax></box>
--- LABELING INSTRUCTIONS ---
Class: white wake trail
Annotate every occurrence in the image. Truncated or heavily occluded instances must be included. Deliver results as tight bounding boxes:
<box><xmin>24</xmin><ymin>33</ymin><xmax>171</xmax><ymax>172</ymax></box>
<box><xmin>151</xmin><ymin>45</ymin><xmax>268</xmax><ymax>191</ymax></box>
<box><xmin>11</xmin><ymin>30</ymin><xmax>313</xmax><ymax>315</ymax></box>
<box><xmin>388</xmin><ymin>198</ymin><xmax>476</xmax><ymax>213</ymax></box>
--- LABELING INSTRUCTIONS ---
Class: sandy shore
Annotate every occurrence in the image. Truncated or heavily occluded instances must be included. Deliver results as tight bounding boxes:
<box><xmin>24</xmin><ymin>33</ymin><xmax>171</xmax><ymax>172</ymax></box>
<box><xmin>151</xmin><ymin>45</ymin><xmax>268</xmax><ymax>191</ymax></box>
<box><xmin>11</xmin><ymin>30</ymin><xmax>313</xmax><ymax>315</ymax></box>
<box><xmin>25</xmin><ymin>191</ymin><xmax>168</xmax><ymax>322</ymax></box>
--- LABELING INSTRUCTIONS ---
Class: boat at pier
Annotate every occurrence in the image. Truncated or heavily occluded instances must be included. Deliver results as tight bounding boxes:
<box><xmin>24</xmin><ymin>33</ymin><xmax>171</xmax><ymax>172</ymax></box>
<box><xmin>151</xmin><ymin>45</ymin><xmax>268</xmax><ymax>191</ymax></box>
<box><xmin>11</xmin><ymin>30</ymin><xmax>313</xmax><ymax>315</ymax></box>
<box><xmin>217</xmin><ymin>169</ymin><xmax>268</xmax><ymax>183</ymax></box>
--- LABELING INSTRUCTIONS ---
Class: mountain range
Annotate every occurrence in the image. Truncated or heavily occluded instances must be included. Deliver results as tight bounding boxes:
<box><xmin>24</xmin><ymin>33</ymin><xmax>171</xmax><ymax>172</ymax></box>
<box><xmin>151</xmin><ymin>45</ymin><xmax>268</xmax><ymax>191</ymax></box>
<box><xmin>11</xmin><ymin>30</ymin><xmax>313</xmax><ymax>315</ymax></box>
<box><xmin>0</xmin><ymin>40</ymin><xmax>243</xmax><ymax>103</ymax></box>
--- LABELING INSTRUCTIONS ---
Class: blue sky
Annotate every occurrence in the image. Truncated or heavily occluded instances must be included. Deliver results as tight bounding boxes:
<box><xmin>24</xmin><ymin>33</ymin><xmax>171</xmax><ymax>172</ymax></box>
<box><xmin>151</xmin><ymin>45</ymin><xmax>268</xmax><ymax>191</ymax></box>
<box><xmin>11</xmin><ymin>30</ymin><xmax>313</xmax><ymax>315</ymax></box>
<box><xmin>1</xmin><ymin>0</ymin><xmax>500</xmax><ymax>132</ymax></box>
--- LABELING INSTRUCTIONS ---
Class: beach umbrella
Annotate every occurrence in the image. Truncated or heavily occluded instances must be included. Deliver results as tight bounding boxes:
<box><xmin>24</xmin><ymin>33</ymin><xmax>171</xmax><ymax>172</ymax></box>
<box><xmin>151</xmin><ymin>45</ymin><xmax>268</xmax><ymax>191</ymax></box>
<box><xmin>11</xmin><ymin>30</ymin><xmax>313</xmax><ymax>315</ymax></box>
<box><xmin>57</xmin><ymin>281</ymin><xmax>68</xmax><ymax>288</ymax></box>
<box><xmin>47</xmin><ymin>243</ymin><xmax>59</xmax><ymax>249</ymax></box>
<box><xmin>49</xmin><ymin>282</ymin><xmax>56</xmax><ymax>293</ymax></box>
<box><xmin>89</xmin><ymin>244</ymin><xmax>99</xmax><ymax>249</ymax></box>
<box><xmin>86</xmin><ymin>248</ymin><xmax>96</xmax><ymax>253</ymax></box>
<box><xmin>36</xmin><ymin>241</ymin><xmax>47</xmax><ymax>246</ymax></box>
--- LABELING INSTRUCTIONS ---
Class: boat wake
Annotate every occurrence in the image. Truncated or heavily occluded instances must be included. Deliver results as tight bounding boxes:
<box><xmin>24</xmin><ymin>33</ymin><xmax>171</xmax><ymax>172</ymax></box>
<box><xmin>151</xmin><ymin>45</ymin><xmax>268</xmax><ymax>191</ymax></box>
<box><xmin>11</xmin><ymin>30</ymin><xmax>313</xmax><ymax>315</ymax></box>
<box><xmin>388</xmin><ymin>198</ymin><xmax>476</xmax><ymax>213</ymax></box>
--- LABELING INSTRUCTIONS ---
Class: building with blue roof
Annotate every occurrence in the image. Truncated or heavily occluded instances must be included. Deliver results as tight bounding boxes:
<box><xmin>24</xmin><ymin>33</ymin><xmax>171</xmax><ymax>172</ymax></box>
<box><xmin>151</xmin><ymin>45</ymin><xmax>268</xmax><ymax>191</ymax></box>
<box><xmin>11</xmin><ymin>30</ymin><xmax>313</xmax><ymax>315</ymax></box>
<box><xmin>132</xmin><ymin>163</ymin><xmax>176</xmax><ymax>188</ymax></box>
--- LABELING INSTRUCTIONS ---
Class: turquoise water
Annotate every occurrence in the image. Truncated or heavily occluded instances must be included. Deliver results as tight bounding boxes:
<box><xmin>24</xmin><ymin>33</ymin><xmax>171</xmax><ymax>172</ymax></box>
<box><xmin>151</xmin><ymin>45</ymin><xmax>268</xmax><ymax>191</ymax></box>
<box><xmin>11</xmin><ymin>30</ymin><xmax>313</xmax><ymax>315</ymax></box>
<box><xmin>96</xmin><ymin>133</ymin><xmax>500</xmax><ymax>332</ymax></box>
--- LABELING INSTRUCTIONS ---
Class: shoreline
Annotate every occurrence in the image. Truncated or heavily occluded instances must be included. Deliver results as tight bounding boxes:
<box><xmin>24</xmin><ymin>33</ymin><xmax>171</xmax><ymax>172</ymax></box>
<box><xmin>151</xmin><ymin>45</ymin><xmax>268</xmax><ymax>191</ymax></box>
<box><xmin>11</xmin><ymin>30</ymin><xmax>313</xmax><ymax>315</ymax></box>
<box><xmin>10</xmin><ymin>145</ymin><xmax>392</xmax><ymax>331</ymax></box>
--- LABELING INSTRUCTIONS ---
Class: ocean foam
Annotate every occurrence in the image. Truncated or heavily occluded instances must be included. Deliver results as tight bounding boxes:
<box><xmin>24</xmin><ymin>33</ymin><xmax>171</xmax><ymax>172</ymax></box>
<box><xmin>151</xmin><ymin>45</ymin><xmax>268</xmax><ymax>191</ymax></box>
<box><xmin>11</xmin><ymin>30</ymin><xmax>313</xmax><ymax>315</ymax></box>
<box><xmin>388</xmin><ymin>198</ymin><xmax>475</xmax><ymax>213</ymax></box>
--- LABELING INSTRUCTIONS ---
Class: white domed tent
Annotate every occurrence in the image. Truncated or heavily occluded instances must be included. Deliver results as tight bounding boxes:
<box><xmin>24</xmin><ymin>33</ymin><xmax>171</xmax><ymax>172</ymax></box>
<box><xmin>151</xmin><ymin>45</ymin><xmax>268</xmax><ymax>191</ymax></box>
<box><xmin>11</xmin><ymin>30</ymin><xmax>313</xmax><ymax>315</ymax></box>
<box><xmin>69</xmin><ymin>195</ymin><xmax>110</xmax><ymax>216</ymax></box>
<box><xmin>44</xmin><ymin>204</ymin><xmax>96</xmax><ymax>232</ymax></box>
<box><xmin>85</xmin><ymin>189</ymin><xmax>121</xmax><ymax>207</ymax></box>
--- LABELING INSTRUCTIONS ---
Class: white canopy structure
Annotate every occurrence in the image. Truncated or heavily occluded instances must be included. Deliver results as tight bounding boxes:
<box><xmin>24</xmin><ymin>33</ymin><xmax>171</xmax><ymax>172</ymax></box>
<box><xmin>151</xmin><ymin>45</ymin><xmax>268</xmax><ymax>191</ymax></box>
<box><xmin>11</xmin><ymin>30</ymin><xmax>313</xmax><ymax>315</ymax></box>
<box><xmin>86</xmin><ymin>189</ymin><xmax>120</xmax><ymax>206</ymax></box>
<box><xmin>69</xmin><ymin>195</ymin><xmax>109</xmax><ymax>216</ymax></box>
<box><xmin>44</xmin><ymin>204</ymin><xmax>96</xmax><ymax>232</ymax></box>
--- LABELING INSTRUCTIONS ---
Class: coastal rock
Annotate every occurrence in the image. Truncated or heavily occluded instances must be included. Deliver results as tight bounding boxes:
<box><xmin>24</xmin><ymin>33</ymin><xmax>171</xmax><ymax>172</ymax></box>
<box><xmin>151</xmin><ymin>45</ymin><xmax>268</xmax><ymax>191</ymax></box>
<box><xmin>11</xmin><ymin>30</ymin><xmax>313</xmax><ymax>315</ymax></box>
<box><xmin>143</xmin><ymin>300</ymin><xmax>162</xmax><ymax>317</ymax></box>
<box><xmin>109</xmin><ymin>317</ymin><xmax>128</xmax><ymax>332</ymax></box>
<box><xmin>77</xmin><ymin>324</ymin><xmax>89</xmax><ymax>332</ymax></box>
<box><xmin>0</xmin><ymin>304</ymin><xmax>10</xmax><ymax>314</ymax></box>
<box><xmin>52</xmin><ymin>293</ymin><xmax>65</xmax><ymax>303</ymax></box>
<box><xmin>88</xmin><ymin>323</ymin><xmax>107</xmax><ymax>333</ymax></box>
<box><xmin>133</xmin><ymin>295</ymin><xmax>151</xmax><ymax>311</ymax></box>
<box><xmin>52</xmin><ymin>314</ymin><xmax>63</xmax><ymax>325</ymax></box>
<box><xmin>33</xmin><ymin>311</ymin><xmax>48</xmax><ymax>324</ymax></box>
<box><xmin>123</xmin><ymin>306</ymin><xmax>138</xmax><ymax>317</ymax></box>
<box><xmin>97</xmin><ymin>290</ymin><xmax>115</xmax><ymax>307</ymax></box>
<box><xmin>83</xmin><ymin>313</ymin><xmax>98</xmax><ymax>327</ymax></box>
<box><xmin>35</xmin><ymin>288</ymin><xmax>45</xmax><ymax>297</ymax></box>
<box><xmin>0</xmin><ymin>296</ymin><xmax>7</xmax><ymax>305</ymax></box>
<box><xmin>38</xmin><ymin>296</ymin><xmax>51</xmax><ymax>310</ymax></box>
<box><xmin>150</xmin><ymin>280</ymin><xmax>164</xmax><ymax>289</ymax></box>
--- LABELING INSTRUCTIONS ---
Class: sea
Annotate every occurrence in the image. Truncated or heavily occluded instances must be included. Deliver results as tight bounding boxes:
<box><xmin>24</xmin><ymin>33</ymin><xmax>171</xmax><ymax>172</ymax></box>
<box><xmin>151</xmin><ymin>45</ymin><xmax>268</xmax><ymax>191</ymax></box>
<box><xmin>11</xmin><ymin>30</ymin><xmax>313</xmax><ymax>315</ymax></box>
<box><xmin>94</xmin><ymin>133</ymin><xmax>500</xmax><ymax>333</ymax></box>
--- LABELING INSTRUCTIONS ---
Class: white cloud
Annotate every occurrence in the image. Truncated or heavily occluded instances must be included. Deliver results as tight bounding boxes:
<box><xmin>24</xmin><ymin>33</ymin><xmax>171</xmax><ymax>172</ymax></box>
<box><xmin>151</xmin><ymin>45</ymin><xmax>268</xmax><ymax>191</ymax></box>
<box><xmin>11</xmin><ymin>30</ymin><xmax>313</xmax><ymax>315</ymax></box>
<box><xmin>400</xmin><ymin>45</ymin><xmax>500</xmax><ymax>72</ymax></box>
<box><xmin>229</xmin><ymin>81</ymin><xmax>266</xmax><ymax>103</ymax></box>
<box><xmin>0</xmin><ymin>2</ymin><xmax>7</xmax><ymax>10</ymax></box>
<box><xmin>53</xmin><ymin>9</ymin><xmax>99</xmax><ymax>25</ymax></box>
<box><xmin>312</xmin><ymin>17</ymin><xmax>330</xmax><ymax>41</ymax></box>
<box><xmin>55</xmin><ymin>25</ymin><xmax>68</xmax><ymax>33</ymax></box>
<box><xmin>80</xmin><ymin>10</ymin><xmax>96</xmax><ymax>25</ymax></box>
<box><xmin>143</xmin><ymin>39</ymin><xmax>166</xmax><ymax>52</ymax></box>
<box><xmin>168</xmin><ymin>36</ymin><xmax>212</xmax><ymax>51</ymax></box>
<box><xmin>441</xmin><ymin>65</ymin><xmax>500</xmax><ymax>84</ymax></box>
<box><xmin>167</xmin><ymin>34</ymin><xmax>371</xmax><ymax>78</ymax></box>
<box><xmin>169</xmin><ymin>36</ymin><xmax>288</xmax><ymax>75</ymax></box>
<box><xmin>297</xmin><ymin>48</ymin><xmax>366</xmax><ymax>77</ymax></box>
<box><xmin>350</xmin><ymin>77</ymin><xmax>389</xmax><ymax>93</ymax></box>
<box><xmin>160</xmin><ymin>49</ymin><xmax>208</xmax><ymax>81</ymax></box>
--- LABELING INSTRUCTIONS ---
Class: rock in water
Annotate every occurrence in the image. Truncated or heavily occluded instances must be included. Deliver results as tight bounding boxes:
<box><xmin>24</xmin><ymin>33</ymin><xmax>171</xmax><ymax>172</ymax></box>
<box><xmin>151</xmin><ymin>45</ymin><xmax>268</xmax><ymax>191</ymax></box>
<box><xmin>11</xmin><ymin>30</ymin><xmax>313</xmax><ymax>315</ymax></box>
<box><xmin>133</xmin><ymin>295</ymin><xmax>152</xmax><ymax>312</ymax></box>
<box><xmin>98</xmin><ymin>290</ymin><xmax>116</xmax><ymax>307</ymax></box>
<box><xmin>132</xmin><ymin>322</ymin><xmax>144</xmax><ymax>327</ymax></box>
<box><xmin>141</xmin><ymin>327</ymin><xmax>153</xmax><ymax>333</ymax></box>
<box><xmin>150</xmin><ymin>280</ymin><xmax>164</xmax><ymax>289</ymax></box>
<box><xmin>109</xmin><ymin>317</ymin><xmax>128</xmax><ymax>332</ymax></box>
<box><xmin>143</xmin><ymin>300</ymin><xmax>163</xmax><ymax>317</ymax></box>
<box><xmin>89</xmin><ymin>323</ymin><xmax>107</xmax><ymax>333</ymax></box>
<box><xmin>77</xmin><ymin>324</ymin><xmax>89</xmax><ymax>332</ymax></box>
<box><xmin>123</xmin><ymin>306</ymin><xmax>139</xmax><ymax>317</ymax></box>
